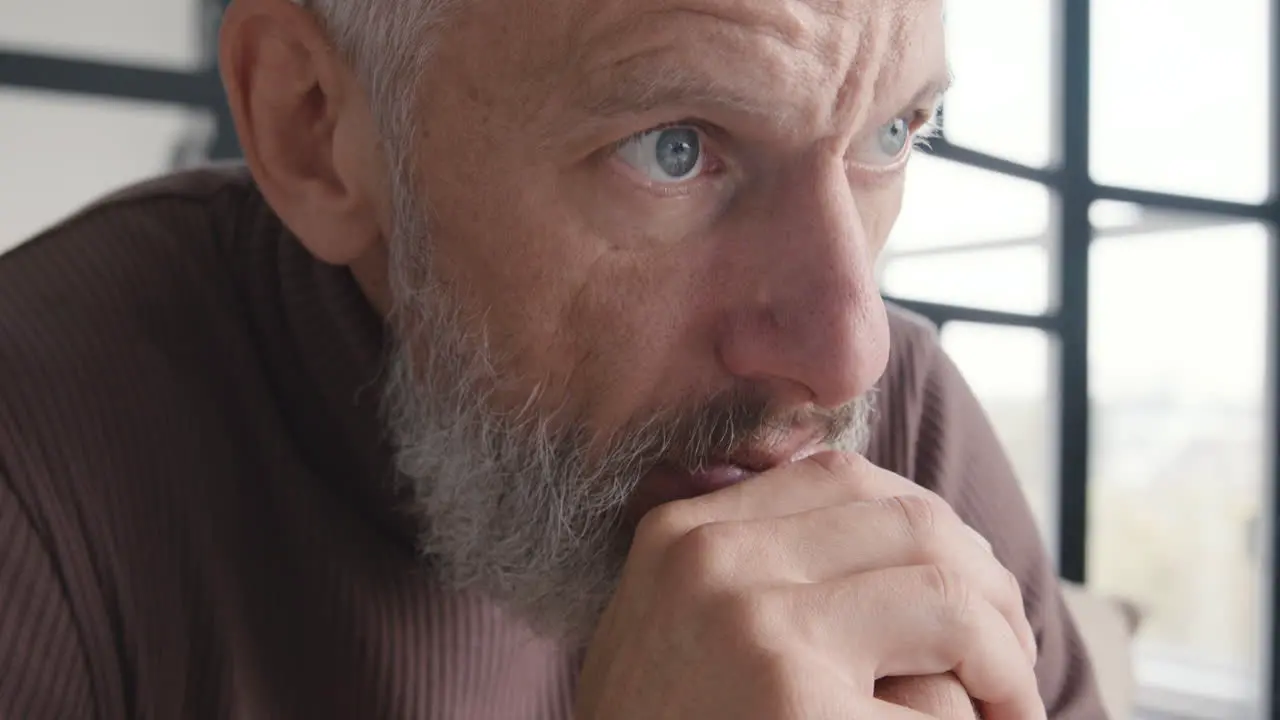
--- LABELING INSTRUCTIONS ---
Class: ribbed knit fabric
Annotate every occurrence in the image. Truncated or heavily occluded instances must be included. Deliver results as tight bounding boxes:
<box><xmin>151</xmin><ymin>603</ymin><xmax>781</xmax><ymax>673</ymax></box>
<box><xmin>0</xmin><ymin>166</ymin><xmax>1106</xmax><ymax>719</ymax></box>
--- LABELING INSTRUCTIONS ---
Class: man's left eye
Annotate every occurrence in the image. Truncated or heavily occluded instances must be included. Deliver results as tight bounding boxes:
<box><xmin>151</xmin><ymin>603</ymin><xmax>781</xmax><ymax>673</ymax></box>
<box><xmin>614</xmin><ymin>125</ymin><xmax>706</xmax><ymax>184</ymax></box>
<box><xmin>854</xmin><ymin>117</ymin><xmax>917</xmax><ymax>167</ymax></box>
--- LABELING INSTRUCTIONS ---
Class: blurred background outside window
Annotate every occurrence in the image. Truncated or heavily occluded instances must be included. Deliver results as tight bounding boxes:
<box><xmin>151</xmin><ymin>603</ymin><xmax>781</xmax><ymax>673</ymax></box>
<box><xmin>880</xmin><ymin>1</ymin><xmax>1274</xmax><ymax>717</ymax></box>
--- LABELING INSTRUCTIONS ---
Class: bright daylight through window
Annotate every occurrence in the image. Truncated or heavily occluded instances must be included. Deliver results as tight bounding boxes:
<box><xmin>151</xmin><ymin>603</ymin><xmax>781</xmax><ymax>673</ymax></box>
<box><xmin>881</xmin><ymin>0</ymin><xmax>1273</xmax><ymax>717</ymax></box>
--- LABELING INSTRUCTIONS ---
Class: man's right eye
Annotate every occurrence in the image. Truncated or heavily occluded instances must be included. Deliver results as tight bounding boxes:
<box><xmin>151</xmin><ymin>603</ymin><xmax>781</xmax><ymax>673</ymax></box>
<box><xmin>614</xmin><ymin>125</ymin><xmax>707</xmax><ymax>184</ymax></box>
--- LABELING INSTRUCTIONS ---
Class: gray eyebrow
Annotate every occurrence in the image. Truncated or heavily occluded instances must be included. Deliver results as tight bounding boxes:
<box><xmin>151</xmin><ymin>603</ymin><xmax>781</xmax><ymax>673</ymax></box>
<box><xmin>571</xmin><ymin>55</ymin><xmax>793</xmax><ymax>125</ymax></box>
<box><xmin>575</xmin><ymin>57</ymin><xmax>952</xmax><ymax>126</ymax></box>
<box><xmin>907</xmin><ymin>71</ymin><xmax>953</xmax><ymax>111</ymax></box>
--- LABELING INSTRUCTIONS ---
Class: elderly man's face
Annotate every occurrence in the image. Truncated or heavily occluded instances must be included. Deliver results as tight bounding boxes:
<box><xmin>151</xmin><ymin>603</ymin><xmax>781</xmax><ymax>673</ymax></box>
<box><xmin>375</xmin><ymin>0</ymin><xmax>947</xmax><ymax>638</ymax></box>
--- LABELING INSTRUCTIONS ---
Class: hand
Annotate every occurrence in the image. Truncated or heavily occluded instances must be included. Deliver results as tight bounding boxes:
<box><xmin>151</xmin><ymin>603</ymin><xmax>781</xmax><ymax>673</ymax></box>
<box><xmin>575</xmin><ymin>451</ymin><xmax>1044</xmax><ymax>720</ymax></box>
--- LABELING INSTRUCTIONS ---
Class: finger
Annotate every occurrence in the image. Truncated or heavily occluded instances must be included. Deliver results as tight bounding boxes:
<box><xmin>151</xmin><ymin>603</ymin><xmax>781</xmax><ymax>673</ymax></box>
<box><xmin>706</xmin><ymin>451</ymin><xmax>925</xmax><ymax>518</ymax></box>
<box><xmin>683</xmin><ymin>495</ymin><xmax>1037</xmax><ymax>665</ymax></box>
<box><xmin>966</xmin><ymin>525</ymin><xmax>993</xmax><ymax>555</ymax></box>
<box><xmin>876</xmin><ymin>674</ymin><xmax>978</xmax><ymax>719</ymax></box>
<box><xmin>641</xmin><ymin>451</ymin><xmax>928</xmax><ymax>542</ymax></box>
<box><xmin>779</xmin><ymin>666</ymin><xmax>946</xmax><ymax>720</ymax></box>
<box><xmin>795</xmin><ymin>565</ymin><xmax>1046</xmax><ymax>720</ymax></box>
<box><xmin>630</xmin><ymin>451</ymin><xmax>920</xmax><ymax>576</ymax></box>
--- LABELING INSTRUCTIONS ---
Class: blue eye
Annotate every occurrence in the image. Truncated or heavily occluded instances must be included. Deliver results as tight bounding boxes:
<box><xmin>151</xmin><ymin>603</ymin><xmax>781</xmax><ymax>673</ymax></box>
<box><xmin>879</xmin><ymin>118</ymin><xmax>911</xmax><ymax>158</ymax></box>
<box><xmin>853</xmin><ymin>116</ymin><xmax>919</xmax><ymax>167</ymax></box>
<box><xmin>616</xmin><ymin>125</ymin><xmax>705</xmax><ymax>183</ymax></box>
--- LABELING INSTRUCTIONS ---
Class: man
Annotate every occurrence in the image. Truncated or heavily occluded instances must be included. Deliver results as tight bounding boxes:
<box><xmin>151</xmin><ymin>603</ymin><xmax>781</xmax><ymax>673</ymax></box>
<box><xmin>0</xmin><ymin>0</ymin><xmax>1105</xmax><ymax>717</ymax></box>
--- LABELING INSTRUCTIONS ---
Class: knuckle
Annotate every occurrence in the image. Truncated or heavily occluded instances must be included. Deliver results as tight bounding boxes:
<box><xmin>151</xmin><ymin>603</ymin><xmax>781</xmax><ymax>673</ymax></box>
<box><xmin>891</xmin><ymin>494</ymin><xmax>941</xmax><ymax>550</ymax></box>
<box><xmin>634</xmin><ymin>501</ymin><xmax>697</xmax><ymax>549</ymax></box>
<box><xmin>661</xmin><ymin>521</ymin><xmax>739</xmax><ymax>592</ymax></box>
<box><xmin>1004</xmin><ymin>567</ymin><xmax>1026</xmax><ymax>608</ymax></box>
<box><xmin>969</xmin><ymin>525</ymin><xmax>995</xmax><ymax>555</ymax></box>
<box><xmin>806</xmin><ymin>449</ymin><xmax>854</xmax><ymax>474</ymax></box>
<box><xmin>918</xmin><ymin>489</ymin><xmax>956</xmax><ymax>522</ymax></box>
<box><xmin>805</xmin><ymin>450</ymin><xmax>865</xmax><ymax>486</ymax></box>
<box><xmin>924</xmin><ymin>564</ymin><xmax>976</xmax><ymax>630</ymax></box>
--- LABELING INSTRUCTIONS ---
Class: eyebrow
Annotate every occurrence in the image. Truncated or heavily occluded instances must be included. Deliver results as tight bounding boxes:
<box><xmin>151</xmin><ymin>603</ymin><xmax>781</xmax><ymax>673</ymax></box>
<box><xmin>573</xmin><ymin>55</ymin><xmax>954</xmax><ymax>129</ymax></box>
<box><xmin>573</xmin><ymin>56</ymin><xmax>792</xmax><ymax>125</ymax></box>
<box><xmin>904</xmin><ymin>71</ymin><xmax>953</xmax><ymax>113</ymax></box>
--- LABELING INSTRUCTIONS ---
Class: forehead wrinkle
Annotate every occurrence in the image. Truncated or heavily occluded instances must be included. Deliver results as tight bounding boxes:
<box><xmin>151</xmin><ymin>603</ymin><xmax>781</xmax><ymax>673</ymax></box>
<box><xmin>537</xmin><ymin>0</ymin><xmax>945</xmax><ymax>149</ymax></box>
<box><xmin>558</xmin><ymin>0</ymin><xmax>850</xmax><ymax>122</ymax></box>
<box><xmin>830</xmin><ymin>0</ymin><xmax>945</xmax><ymax>135</ymax></box>
<box><xmin>831</xmin><ymin>8</ymin><xmax>896</xmax><ymax>134</ymax></box>
<box><xmin>578</xmin><ymin>0</ymin><xmax>814</xmax><ymax>52</ymax></box>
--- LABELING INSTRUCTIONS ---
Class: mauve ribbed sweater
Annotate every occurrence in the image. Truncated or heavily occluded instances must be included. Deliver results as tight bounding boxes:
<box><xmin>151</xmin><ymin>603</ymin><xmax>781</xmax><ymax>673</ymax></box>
<box><xmin>0</xmin><ymin>166</ymin><xmax>1105</xmax><ymax>719</ymax></box>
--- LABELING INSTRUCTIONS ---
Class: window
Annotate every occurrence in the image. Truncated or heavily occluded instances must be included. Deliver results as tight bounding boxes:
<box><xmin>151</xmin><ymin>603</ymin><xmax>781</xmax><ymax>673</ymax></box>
<box><xmin>941</xmin><ymin>0</ymin><xmax>1054</xmax><ymax>167</ymax></box>
<box><xmin>887</xmin><ymin>155</ymin><xmax>1054</xmax><ymax>254</ymax></box>
<box><xmin>941</xmin><ymin>323</ymin><xmax>1057</xmax><ymax>549</ymax></box>
<box><xmin>882</xmin><ymin>245</ymin><xmax>1051</xmax><ymax>314</ymax></box>
<box><xmin>880</xmin><ymin>156</ymin><xmax>1053</xmax><ymax>314</ymax></box>
<box><xmin>1089</xmin><ymin>217</ymin><xmax>1269</xmax><ymax>714</ymax></box>
<box><xmin>882</xmin><ymin>3</ymin><xmax>1277</xmax><ymax>717</ymax></box>
<box><xmin>1091</xmin><ymin>0</ymin><xmax>1271</xmax><ymax>203</ymax></box>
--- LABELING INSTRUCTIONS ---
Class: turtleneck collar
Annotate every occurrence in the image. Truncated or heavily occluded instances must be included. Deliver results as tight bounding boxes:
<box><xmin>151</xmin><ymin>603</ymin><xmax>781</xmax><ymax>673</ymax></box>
<box><xmin>240</xmin><ymin>178</ymin><xmax>422</xmax><ymax>553</ymax></box>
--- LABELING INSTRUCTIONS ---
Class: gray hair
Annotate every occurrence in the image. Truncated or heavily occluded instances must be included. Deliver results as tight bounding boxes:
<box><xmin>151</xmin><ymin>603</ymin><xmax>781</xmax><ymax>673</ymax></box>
<box><xmin>296</xmin><ymin>0</ymin><xmax>461</xmax><ymax>162</ymax></box>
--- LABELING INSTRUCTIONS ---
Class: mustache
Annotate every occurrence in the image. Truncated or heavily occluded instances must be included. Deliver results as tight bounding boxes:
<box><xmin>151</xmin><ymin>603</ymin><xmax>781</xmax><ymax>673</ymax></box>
<box><xmin>581</xmin><ymin>385</ymin><xmax>875</xmax><ymax>479</ymax></box>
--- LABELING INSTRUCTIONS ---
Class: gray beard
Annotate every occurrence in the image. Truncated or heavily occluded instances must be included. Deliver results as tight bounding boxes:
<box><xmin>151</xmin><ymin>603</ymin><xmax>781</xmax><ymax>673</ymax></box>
<box><xmin>379</xmin><ymin>172</ymin><xmax>877</xmax><ymax>644</ymax></box>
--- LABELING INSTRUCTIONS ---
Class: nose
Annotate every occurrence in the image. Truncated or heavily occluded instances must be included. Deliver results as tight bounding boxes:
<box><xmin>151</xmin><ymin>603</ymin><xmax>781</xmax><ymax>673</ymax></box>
<box><xmin>715</xmin><ymin>161</ymin><xmax>891</xmax><ymax>410</ymax></box>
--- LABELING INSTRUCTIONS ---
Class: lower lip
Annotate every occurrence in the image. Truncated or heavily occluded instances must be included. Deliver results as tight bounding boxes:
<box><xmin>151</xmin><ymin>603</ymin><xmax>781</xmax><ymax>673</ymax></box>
<box><xmin>627</xmin><ymin>463</ymin><xmax>757</xmax><ymax>522</ymax></box>
<box><xmin>686</xmin><ymin>463</ymin><xmax>755</xmax><ymax>495</ymax></box>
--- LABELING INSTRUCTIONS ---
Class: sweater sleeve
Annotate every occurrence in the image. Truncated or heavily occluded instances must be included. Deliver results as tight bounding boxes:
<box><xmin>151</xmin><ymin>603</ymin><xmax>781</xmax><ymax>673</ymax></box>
<box><xmin>911</xmin><ymin>341</ymin><xmax>1108</xmax><ymax>719</ymax></box>
<box><xmin>0</xmin><ymin>473</ymin><xmax>98</xmax><ymax>719</ymax></box>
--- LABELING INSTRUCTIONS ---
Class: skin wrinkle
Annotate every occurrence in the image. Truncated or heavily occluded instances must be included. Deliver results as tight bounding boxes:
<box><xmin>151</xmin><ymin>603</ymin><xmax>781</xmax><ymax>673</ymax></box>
<box><xmin>573</xmin><ymin>42</ymin><xmax>828</xmax><ymax>144</ymax></box>
<box><xmin>569</xmin><ymin>0</ymin><xmax>790</xmax><ymax>66</ymax></box>
<box><xmin>830</xmin><ymin>3</ymin><xmax>948</xmax><ymax>153</ymax></box>
<box><xmin>833</xmin><ymin>11</ymin><xmax>884</xmax><ymax>138</ymax></box>
<box><xmin>572</xmin><ymin>56</ymin><xmax>797</xmax><ymax>132</ymax></box>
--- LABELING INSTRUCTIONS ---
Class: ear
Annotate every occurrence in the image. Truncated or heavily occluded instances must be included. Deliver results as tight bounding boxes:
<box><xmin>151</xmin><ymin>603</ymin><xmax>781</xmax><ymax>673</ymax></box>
<box><xmin>219</xmin><ymin>0</ymin><xmax>387</xmax><ymax>265</ymax></box>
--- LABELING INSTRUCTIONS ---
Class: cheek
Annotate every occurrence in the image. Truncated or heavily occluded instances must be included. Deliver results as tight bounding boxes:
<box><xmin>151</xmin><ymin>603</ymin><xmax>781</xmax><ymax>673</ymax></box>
<box><xmin>491</xmin><ymin>176</ymin><xmax>724</xmax><ymax>428</ymax></box>
<box><xmin>419</xmin><ymin>172</ymin><xmax>706</xmax><ymax>430</ymax></box>
<box><xmin>411</xmin><ymin>179</ymin><xmax>584</xmax><ymax>407</ymax></box>
<box><xmin>563</xmin><ymin>243</ymin><xmax>714</xmax><ymax>431</ymax></box>
<box><xmin>408</xmin><ymin>142</ymin><xmax>590</xmax><ymax>384</ymax></box>
<box><xmin>405</xmin><ymin>84</ymin><xmax>722</xmax><ymax>428</ymax></box>
<box><xmin>858</xmin><ymin>175</ymin><xmax>907</xmax><ymax>258</ymax></box>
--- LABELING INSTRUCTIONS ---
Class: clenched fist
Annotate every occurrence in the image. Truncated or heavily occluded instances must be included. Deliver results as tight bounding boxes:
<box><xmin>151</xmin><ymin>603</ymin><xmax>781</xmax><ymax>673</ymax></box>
<box><xmin>576</xmin><ymin>452</ymin><xmax>1045</xmax><ymax>720</ymax></box>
